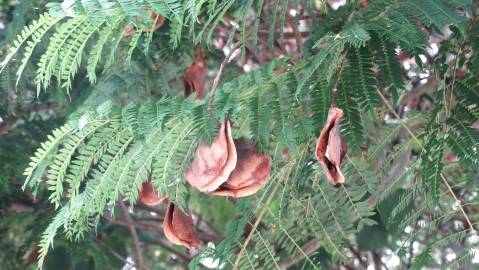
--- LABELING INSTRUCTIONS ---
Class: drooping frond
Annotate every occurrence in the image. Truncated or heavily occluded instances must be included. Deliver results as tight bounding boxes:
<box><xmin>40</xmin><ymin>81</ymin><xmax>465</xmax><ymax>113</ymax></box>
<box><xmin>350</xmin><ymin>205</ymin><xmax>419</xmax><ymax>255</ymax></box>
<box><xmin>371</xmin><ymin>33</ymin><xmax>405</xmax><ymax>104</ymax></box>
<box><xmin>347</xmin><ymin>46</ymin><xmax>379</xmax><ymax>111</ymax></box>
<box><xmin>445</xmin><ymin>116</ymin><xmax>479</xmax><ymax>167</ymax></box>
<box><xmin>420</xmin><ymin>124</ymin><xmax>445</xmax><ymax>202</ymax></box>
<box><xmin>336</xmin><ymin>69</ymin><xmax>364</xmax><ymax>149</ymax></box>
<box><xmin>23</xmin><ymin>125</ymin><xmax>74</xmax><ymax>192</ymax></box>
<box><xmin>0</xmin><ymin>13</ymin><xmax>64</xmax><ymax>85</ymax></box>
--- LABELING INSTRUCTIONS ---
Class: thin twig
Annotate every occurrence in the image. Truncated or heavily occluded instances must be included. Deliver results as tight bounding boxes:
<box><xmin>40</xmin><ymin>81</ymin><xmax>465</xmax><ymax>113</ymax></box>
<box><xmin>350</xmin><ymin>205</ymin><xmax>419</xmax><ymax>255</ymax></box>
<box><xmin>147</xmin><ymin>240</ymin><xmax>192</xmax><ymax>262</ymax></box>
<box><xmin>119</xmin><ymin>201</ymin><xmax>147</xmax><ymax>270</ymax></box>
<box><xmin>331</xmin><ymin>56</ymin><xmax>347</xmax><ymax>107</ymax></box>
<box><xmin>104</xmin><ymin>216</ymin><xmax>224</xmax><ymax>242</ymax></box>
<box><xmin>93</xmin><ymin>236</ymin><xmax>134</xmax><ymax>267</ymax></box>
<box><xmin>350</xmin><ymin>247</ymin><xmax>368</xmax><ymax>269</ymax></box>
<box><xmin>446</xmin><ymin>28</ymin><xmax>468</xmax><ymax>117</ymax></box>
<box><xmin>208</xmin><ymin>42</ymin><xmax>241</xmax><ymax>110</ymax></box>
<box><xmin>398</xmin><ymin>77</ymin><xmax>440</xmax><ymax>107</ymax></box>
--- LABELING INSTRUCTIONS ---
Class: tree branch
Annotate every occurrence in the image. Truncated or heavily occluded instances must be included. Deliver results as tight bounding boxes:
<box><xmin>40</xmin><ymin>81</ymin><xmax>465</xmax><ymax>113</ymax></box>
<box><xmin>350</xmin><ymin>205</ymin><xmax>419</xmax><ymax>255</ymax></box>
<box><xmin>147</xmin><ymin>239</ymin><xmax>192</xmax><ymax>262</ymax></box>
<box><xmin>104</xmin><ymin>216</ymin><xmax>224</xmax><ymax>242</ymax></box>
<box><xmin>398</xmin><ymin>77</ymin><xmax>440</xmax><ymax>107</ymax></box>
<box><xmin>119</xmin><ymin>201</ymin><xmax>148</xmax><ymax>270</ymax></box>
<box><xmin>93</xmin><ymin>236</ymin><xmax>134</xmax><ymax>267</ymax></box>
<box><xmin>208</xmin><ymin>42</ymin><xmax>241</xmax><ymax>110</ymax></box>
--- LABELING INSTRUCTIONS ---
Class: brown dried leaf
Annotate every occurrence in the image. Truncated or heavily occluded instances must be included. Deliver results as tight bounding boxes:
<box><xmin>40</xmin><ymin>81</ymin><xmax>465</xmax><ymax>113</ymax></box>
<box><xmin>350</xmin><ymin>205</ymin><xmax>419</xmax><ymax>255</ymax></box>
<box><xmin>212</xmin><ymin>141</ymin><xmax>272</xmax><ymax>198</ymax></box>
<box><xmin>163</xmin><ymin>202</ymin><xmax>201</xmax><ymax>251</ymax></box>
<box><xmin>184</xmin><ymin>120</ymin><xmax>237</xmax><ymax>192</ymax></box>
<box><xmin>139</xmin><ymin>181</ymin><xmax>167</xmax><ymax>206</ymax></box>
<box><xmin>315</xmin><ymin>107</ymin><xmax>348</xmax><ymax>184</ymax></box>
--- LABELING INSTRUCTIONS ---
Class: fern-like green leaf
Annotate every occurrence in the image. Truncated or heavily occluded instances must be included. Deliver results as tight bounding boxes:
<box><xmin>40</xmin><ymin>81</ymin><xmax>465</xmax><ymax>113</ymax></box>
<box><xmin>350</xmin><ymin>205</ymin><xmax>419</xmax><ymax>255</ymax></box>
<box><xmin>347</xmin><ymin>46</ymin><xmax>379</xmax><ymax>111</ymax></box>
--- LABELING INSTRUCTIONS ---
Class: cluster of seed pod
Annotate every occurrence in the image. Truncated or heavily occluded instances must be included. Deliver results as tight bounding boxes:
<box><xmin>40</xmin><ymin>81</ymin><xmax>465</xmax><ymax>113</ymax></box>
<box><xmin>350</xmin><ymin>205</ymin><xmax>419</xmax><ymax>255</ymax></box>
<box><xmin>131</xmin><ymin>17</ymin><xmax>347</xmax><ymax>249</ymax></box>
<box><xmin>185</xmin><ymin>120</ymin><xmax>272</xmax><ymax>197</ymax></box>
<box><xmin>138</xmin><ymin>106</ymin><xmax>347</xmax><ymax>252</ymax></box>
<box><xmin>138</xmin><ymin>118</ymin><xmax>273</xmax><ymax>252</ymax></box>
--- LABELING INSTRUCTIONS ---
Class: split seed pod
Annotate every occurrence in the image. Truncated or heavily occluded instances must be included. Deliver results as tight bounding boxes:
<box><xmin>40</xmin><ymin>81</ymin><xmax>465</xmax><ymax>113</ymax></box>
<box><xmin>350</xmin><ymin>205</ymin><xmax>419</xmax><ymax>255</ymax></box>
<box><xmin>163</xmin><ymin>202</ymin><xmax>201</xmax><ymax>251</ymax></box>
<box><xmin>315</xmin><ymin>107</ymin><xmax>348</xmax><ymax>184</ymax></box>
<box><xmin>212</xmin><ymin>141</ymin><xmax>272</xmax><ymax>198</ymax></box>
<box><xmin>184</xmin><ymin>120</ymin><xmax>237</xmax><ymax>192</ymax></box>
<box><xmin>139</xmin><ymin>181</ymin><xmax>167</xmax><ymax>206</ymax></box>
<box><xmin>185</xmin><ymin>120</ymin><xmax>272</xmax><ymax>197</ymax></box>
<box><xmin>183</xmin><ymin>52</ymin><xmax>206</xmax><ymax>99</ymax></box>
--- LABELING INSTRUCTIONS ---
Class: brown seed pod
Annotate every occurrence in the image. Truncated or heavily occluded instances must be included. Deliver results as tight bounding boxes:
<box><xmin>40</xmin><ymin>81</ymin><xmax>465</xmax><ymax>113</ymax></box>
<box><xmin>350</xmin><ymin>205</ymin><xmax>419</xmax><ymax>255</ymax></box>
<box><xmin>122</xmin><ymin>12</ymin><xmax>165</xmax><ymax>37</ymax></box>
<box><xmin>184</xmin><ymin>120</ymin><xmax>237</xmax><ymax>192</ymax></box>
<box><xmin>148</xmin><ymin>12</ymin><xmax>166</xmax><ymax>32</ymax></box>
<box><xmin>359</xmin><ymin>0</ymin><xmax>368</xmax><ymax>8</ymax></box>
<box><xmin>183</xmin><ymin>52</ymin><xmax>206</xmax><ymax>99</ymax></box>
<box><xmin>211</xmin><ymin>141</ymin><xmax>272</xmax><ymax>198</ymax></box>
<box><xmin>163</xmin><ymin>202</ymin><xmax>201</xmax><ymax>251</ymax></box>
<box><xmin>315</xmin><ymin>107</ymin><xmax>348</xmax><ymax>184</ymax></box>
<box><xmin>139</xmin><ymin>181</ymin><xmax>167</xmax><ymax>206</ymax></box>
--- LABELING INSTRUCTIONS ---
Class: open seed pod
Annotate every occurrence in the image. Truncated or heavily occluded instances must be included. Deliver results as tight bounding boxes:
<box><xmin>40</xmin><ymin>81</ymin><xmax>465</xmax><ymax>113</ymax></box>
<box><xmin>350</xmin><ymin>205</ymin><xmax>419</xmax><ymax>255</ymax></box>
<box><xmin>163</xmin><ymin>202</ymin><xmax>201</xmax><ymax>252</ymax></box>
<box><xmin>183</xmin><ymin>52</ymin><xmax>206</xmax><ymax>99</ymax></box>
<box><xmin>184</xmin><ymin>120</ymin><xmax>237</xmax><ymax>192</ymax></box>
<box><xmin>315</xmin><ymin>107</ymin><xmax>348</xmax><ymax>185</ymax></box>
<box><xmin>148</xmin><ymin>12</ymin><xmax>166</xmax><ymax>32</ymax></box>
<box><xmin>212</xmin><ymin>141</ymin><xmax>272</xmax><ymax>198</ymax></box>
<box><xmin>139</xmin><ymin>181</ymin><xmax>167</xmax><ymax>206</ymax></box>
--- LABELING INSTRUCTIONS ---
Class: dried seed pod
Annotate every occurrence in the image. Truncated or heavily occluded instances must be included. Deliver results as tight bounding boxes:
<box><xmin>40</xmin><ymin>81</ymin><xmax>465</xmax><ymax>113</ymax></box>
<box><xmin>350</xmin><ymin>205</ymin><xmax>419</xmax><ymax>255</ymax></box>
<box><xmin>139</xmin><ymin>181</ymin><xmax>167</xmax><ymax>206</ymax></box>
<box><xmin>212</xmin><ymin>141</ymin><xmax>271</xmax><ymax>198</ymax></box>
<box><xmin>148</xmin><ymin>12</ymin><xmax>166</xmax><ymax>32</ymax></box>
<box><xmin>184</xmin><ymin>120</ymin><xmax>237</xmax><ymax>192</ymax></box>
<box><xmin>122</xmin><ymin>12</ymin><xmax>165</xmax><ymax>37</ymax></box>
<box><xmin>122</xmin><ymin>23</ymin><xmax>137</xmax><ymax>37</ymax></box>
<box><xmin>163</xmin><ymin>202</ymin><xmax>201</xmax><ymax>251</ymax></box>
<box><xmin>183</xmin><ymin>52</ymin><xmax>206</xmax><ymax>99</ymax></box>
<box><xmin>315</xmin><ymin>107</ymin><xmax>348</xmax><ymax>184</ymax></box>
<box><xmin>359</xmin><ymin>0</ymin><xmax>368</xmax><ymax>8</ymax></box>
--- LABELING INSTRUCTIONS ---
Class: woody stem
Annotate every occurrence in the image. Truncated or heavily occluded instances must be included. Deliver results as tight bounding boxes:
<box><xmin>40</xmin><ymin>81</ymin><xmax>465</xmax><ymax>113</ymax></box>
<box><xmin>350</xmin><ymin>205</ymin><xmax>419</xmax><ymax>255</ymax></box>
<box><xmin>208</xmin><ymin>42</ymin><xmax>241</xmax><ymax>111</ymax></box>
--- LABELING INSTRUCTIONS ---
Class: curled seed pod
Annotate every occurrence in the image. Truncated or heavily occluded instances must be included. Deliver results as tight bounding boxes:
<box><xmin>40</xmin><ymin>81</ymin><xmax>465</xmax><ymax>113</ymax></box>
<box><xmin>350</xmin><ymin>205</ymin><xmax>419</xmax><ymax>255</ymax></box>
<box><xmin>139</xmin><ymin>181</ymin><xmax>167</xmax><ymax>206</ymax></box>
<box><xmin>163</xmin><ymin>202</ymin><xmax>201</xmax><ymax>252</ymax></box>
<box><xmin>212</xmin><ymin>141</ymin><xmax>272</xmax><ymax>198</ymax></box>
<box><xmin>183</xmin><ymin>52</ymin><xmax>206</xmax><ymax>99</ymax></box>
<box><xmin>184</xmin><ymin>120</ymin><xmax>237</xmax><ymax>192</ymax></box>
<box><xmin>315</xmin><ymin>107</ymin><xmax>348</xmax><ymax>185</ymax></box>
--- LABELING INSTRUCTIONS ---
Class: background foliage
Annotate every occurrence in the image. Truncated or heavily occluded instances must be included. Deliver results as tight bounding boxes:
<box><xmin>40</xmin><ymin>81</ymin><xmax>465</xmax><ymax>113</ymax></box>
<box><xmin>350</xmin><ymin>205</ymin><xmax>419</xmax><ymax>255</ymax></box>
<box><xmin>1</xmin><ymin>0</ymin><xmax>479</xmax><ymax>269</ymax></box>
